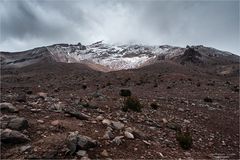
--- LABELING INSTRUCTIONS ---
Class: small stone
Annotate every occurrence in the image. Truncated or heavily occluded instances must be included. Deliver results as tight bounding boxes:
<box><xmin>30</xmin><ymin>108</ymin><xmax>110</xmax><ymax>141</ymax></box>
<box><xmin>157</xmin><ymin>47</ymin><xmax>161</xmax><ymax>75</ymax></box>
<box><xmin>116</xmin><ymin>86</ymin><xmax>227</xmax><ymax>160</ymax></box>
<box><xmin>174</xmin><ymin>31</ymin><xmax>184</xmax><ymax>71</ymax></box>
<box><xmin>124</xmin><ymin>131</ymin><xmax>134</xmax><ymax>139</ymax></box>
<box><xmin>37</xmin><ymin>92</ymin><xmax>48</xmax><ymax>99</ymax></box>
<box><xmin>101</xmin><ymin>149</ymin><xmax>109</xmax><ymax>157</ymax></box>
<box><xmin>184</xmin><ymin>152</ymin><xmax>191</xmax><ymax>156</ymax></box>
<box><xmin>132</xmin><ymin>129</ymin><xmax>145</xmax><ymax>139</ymax></box>
<box><xmin>103</xmin><ymin>130</ymin><xmax>114</xmax><ymax>140</ymax></box>
<box><xmin>102</xmin><ymin>119</ymin><xmax>111</xmax><ymax>126</ymax></box>
<box><xmin>81</xmin><ymin>156</ymin><xmax>90</xmax><ymax>160</ymax></box>
<box><xmin>77</xmin><ymin>135</ymin><xmax>98</xmax><ymax>149</ymax></box>
<box><xmin>51</xmin><ymin>120</ymin><xmax>60</xmax><ymax>126</ymax></box>
<box><xmin>178</xmin><ymin>108</ymin><xmax>184</xmax><ymax>112</ymax></box>
<box><xmin>91</xmin><ymin>120</ymin><xmax>97</xmax><ymax>124</ymax></box>
<box><xmin>7</xmin><ymin>117</ymin><xmax>29</xmax><ymax>131</ymax></box>
<box><xmin>143</xmin><ymin>140</ymin><xmax>151</xmax><ymax>145</ymax></box>
<box><xmin>183</xmin><ymin>119</ymin><xmax>190</xmax><ymax>123</ymax></box>
<box><xmin>16</xmin><ymin>94</ymin><xmax>27</xmax><ymax>103</ymax></box>
<box><xmin>37</xmin><ymin>120</ymin><xmax>44</xmax><ymax>124</ymax></box>
<box><xmin>30</xmin><ymin>109</ymin><xmax>41</xmax><ymax>113</ymax></box>
<box><xmin>222</xmin><ymin>141</ymin><xmax>226</xmax><ymax>146</ymax></box>
<box><xmin>112</xmin><ymin>136</ymin><xmax>124</xmax><ymax>145</ymax></box>
<box><xmin>125</xmin><ymin>127</ymin><xmax>133</xmax><ymax>133</ymax></box>
<box><xmin>111</xmin><ymin>121</ymin><xmax>124</xmax><ymax>130</ymax></box>
<box><xmin>162</xmin><ymin>118</ymin><xmax>168</xmax><ymax>124</ymax></box>
<box><xmin>64</xmin><ymin>110</ymin><xmax>90</xmax><ymax>120</ymax></box>
<box><xmin>77</xmin><ymin>150</ymin><xmax>87</xmax><ymax>157</ymax></box>
<box><xmin>149</xmin><ymin>126</ymin><xmax>156</xmax><ymax>130</ymax></box>
<box><xmin>20</xmin><ymin>145</ymin><xmax>31</xmax><ymax>152</ymax></box>
<box><xmin>0</xmin><ymin>102</ymin><xmax>19</xmax><ymax>113</ymax></box>
<box><xmin>1</xmin><ymin>129</ymin><xmax>30</xmax><ymax>144</ymax></box>
<box><xmin>96</xmin><ymin>115</ymin><xmax>104</xmax><ymax>121</ymax></box>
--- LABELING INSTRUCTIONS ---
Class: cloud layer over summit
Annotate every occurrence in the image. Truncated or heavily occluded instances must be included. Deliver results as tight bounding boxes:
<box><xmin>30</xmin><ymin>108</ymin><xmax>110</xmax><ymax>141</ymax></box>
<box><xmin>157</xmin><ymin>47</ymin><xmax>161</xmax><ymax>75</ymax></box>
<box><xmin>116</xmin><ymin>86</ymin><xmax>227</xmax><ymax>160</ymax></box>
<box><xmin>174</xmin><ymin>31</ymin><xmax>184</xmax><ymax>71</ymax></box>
<box><xmin>0</xmin><ymin>0</ymin><xmax>239</xmax><ymax>54</ymax></box>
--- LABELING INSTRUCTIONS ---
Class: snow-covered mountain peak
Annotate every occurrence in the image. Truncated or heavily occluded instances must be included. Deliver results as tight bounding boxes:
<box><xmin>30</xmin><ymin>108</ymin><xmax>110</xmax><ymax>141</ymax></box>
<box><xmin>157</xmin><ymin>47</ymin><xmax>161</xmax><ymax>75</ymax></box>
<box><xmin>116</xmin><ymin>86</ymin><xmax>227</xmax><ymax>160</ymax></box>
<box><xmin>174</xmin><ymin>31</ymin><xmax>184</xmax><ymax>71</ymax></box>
<box><xmin>1</xmin><ymin>42</ymin><xmax>238</xmax><ymax>71</ymax></box>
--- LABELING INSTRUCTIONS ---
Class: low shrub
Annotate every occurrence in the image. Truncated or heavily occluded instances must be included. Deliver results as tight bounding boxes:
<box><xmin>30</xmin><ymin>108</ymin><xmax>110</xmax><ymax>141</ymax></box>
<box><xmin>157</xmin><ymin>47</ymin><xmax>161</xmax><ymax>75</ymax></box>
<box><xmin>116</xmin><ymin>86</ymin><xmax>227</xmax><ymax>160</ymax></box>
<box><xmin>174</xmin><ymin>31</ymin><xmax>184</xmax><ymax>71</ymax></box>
<box><xmin>176</xmin><ymin>128</ymin><xmax>193</xmax><ymax>150</ymax></box>
<box><xmin>150</xmin><ymin>102</ymin><xmax>159</xmax><ymax>110</ymax></box>
<box><xmin>119</xmin><ymin>89</ymin><xmax>131</xmax><ymax>97</ymax></box>
<box><xmin>122</xmin><ymin>96</ymin><xmax>142</xmax><ymax>112</ymax></box>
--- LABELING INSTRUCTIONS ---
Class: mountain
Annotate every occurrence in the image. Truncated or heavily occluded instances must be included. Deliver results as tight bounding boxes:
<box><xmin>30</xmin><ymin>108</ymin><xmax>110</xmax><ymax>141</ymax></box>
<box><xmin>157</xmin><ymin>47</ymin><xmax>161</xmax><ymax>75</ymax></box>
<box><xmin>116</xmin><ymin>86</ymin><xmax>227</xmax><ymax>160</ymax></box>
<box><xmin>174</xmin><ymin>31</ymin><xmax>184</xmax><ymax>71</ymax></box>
<box><xmin>1</xmin><ymin>42</ymin><xmax>239</xmax><ymax>159</ymax></box>
<box><xmin>1</xmin><ymin>41</ymin><xmax>239</xmax><ymax>73</ymax></box>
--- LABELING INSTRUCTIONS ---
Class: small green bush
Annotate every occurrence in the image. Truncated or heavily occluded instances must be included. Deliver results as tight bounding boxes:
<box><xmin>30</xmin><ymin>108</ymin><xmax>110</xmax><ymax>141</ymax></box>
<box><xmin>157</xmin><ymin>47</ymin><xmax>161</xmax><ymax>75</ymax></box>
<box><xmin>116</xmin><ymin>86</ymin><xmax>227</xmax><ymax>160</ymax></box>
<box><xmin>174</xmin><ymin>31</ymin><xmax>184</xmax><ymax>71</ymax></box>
<box><xmin>119</xmin><ymin>89</ymin><xmax>131</xmax><ymax>97</ymax></box>
<box><xmin>122</xmin><ymin>96</ymin><xmax>142</xmax><ymax>112</ymax></box>
<box><xmin>176</xmin><ymin>128</ymin><xmax>193</xmax><ymax>150</ymax></box>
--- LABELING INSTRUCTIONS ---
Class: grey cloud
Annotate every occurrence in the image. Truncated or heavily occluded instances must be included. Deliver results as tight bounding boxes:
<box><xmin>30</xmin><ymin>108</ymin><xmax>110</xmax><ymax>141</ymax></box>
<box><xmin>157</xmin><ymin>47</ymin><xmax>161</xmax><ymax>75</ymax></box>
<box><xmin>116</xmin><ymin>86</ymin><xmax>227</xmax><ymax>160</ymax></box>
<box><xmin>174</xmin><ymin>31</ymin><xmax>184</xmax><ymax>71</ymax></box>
<box><xmin>0</xmin><ymin>0</ymin><xmax>239</xmax><ymax>54</ymax></box>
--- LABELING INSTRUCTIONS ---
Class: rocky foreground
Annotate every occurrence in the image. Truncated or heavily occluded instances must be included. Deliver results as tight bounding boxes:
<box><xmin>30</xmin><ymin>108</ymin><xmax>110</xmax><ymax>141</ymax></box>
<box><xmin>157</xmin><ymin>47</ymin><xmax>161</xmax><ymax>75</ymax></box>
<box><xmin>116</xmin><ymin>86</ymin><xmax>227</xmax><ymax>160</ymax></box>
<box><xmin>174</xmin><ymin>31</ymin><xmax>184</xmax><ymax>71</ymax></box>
<box><xmin>1</xmin><ymin>58</ymin><xmax>239</xmax><ymax>159</ymax></box>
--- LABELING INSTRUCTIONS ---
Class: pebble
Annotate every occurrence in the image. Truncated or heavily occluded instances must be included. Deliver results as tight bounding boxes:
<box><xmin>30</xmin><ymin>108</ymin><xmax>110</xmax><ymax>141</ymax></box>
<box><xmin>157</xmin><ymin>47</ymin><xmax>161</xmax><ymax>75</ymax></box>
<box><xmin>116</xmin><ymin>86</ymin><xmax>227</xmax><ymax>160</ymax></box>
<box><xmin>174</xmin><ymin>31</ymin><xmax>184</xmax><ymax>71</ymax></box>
<box><xmin>77</xmin><ymin>150</ymin><xmax>87</xmax><ymax>157</ymax></box>
<box><xmin>178</xmin><ymin>108</ymin><xmax>185</xmax><ymax>112</ymax></box>
<box><xmin>20</xmin><ymin>145</ymin><xmax>31</xmax><ymax>152</ymax></box>
<box><xmin>37</xmin><ymin>120</ymin><xmax>44</xmax><ymax>124</ymax></box>
<box><xmin>102</xmin><ymin>119</ymin><xmax>111</xmax><ymax>126</ymax></box>
<box><xmin>7</xmin><ymin>117</ymin><xmax>29</xmax><ymax>131</ymax></box>
<box><xmin>0</xmin><ymin>102</ymin><xmax>19</xmax><ymax>113</ymax></box>
<box><xmin>184</xmin><ymin>119</ymin><xmax>191</xmax><ymax>123</ymax></box>
<box><xmin>162</xmin><ymin>118</ymin><xmax>168</xmax><ymax>123</ymax></box>
<box><xmin>96</xmin><ymin>115</ymin><xmax>104</xmax><ymax>121</ymax></box>
<box><xmin>112</xmin><ymin>136</ymin><xmax>124</xmax><ymax>145</ymax></box>
<box><xmin>124</xmin><ymin>131</ymin><xmax>134</xmax><ymax>139</ymax></box>
<box><xmin>111</xmin><ymin>121</ymin><xmax>124</xmax><ymax>130</ymax></box>
<box><xmin>51</xmin><ymin>120</ymin><xmax>60</xmax><ymax>126</ymax></box>
<box><xmin>101</xmin><ymin>149</ymin><xmax>109</xmax><ymax>157</ymax></box>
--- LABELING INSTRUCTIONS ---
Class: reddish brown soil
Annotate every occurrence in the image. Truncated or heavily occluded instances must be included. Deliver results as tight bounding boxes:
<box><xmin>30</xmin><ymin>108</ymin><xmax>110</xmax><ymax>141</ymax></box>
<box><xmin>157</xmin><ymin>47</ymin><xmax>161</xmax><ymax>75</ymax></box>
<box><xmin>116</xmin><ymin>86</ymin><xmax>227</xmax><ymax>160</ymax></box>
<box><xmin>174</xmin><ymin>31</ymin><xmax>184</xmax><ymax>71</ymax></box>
<box><xmin>1</xmin><ymin>61</ymin><xmax>239</xmax><ymax>159</ymax></box>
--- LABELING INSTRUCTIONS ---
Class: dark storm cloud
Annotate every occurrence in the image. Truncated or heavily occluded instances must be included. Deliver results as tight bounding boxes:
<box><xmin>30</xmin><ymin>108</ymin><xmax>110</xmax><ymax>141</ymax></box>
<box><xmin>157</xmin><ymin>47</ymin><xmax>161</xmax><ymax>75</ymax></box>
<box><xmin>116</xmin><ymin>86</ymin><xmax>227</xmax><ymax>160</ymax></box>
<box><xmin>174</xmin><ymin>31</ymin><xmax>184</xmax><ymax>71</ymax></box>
<box><xmin>0</xmin><ymin>0</ymin><xmax>239</xmax><ymax>54</ymax></box>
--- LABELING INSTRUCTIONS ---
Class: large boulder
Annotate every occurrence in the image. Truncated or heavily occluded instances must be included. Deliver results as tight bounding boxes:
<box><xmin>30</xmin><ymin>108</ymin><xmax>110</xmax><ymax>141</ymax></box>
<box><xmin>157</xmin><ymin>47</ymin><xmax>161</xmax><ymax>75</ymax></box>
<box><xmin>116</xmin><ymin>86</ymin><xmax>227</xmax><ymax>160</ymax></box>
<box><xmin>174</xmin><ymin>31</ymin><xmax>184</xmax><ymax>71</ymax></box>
<box><xmin>1</xmin><ymin>129</ymin><xmax>30</xmax><ymax>143</ymax></box>
<box><xmin>7</xmin><ymin>117</ymin><xmax>29</xmax><ymax>131</ymax></box>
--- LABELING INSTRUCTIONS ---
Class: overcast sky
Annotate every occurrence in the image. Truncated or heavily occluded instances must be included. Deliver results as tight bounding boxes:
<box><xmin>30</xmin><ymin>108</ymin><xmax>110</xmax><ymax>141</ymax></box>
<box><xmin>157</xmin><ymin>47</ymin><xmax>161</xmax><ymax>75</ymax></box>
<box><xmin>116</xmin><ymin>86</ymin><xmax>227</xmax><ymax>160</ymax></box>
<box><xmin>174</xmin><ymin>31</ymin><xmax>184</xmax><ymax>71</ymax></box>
<box><xmin>0</xmin><ymin>0</ymin><xmax>239</xmax><ymax>54</ymax></box>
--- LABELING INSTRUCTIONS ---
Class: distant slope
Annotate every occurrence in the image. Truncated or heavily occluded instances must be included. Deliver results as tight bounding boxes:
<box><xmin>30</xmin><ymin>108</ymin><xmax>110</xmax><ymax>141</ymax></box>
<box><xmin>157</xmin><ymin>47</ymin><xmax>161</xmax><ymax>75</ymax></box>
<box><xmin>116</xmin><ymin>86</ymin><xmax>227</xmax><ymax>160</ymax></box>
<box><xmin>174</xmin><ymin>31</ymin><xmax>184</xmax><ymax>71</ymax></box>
<box><xmin>1</xmin><ymin>42</ymin><xmax>239</xmax><ymax>74</ymax></box>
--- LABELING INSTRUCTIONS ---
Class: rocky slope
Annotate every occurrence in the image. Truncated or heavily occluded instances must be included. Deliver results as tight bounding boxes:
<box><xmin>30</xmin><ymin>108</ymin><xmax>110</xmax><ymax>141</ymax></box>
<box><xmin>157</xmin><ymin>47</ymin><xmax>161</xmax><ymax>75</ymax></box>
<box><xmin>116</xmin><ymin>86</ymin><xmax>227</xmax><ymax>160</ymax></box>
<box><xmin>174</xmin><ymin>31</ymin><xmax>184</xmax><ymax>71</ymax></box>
<box><xmin>0</xmin><ymin>42</ymin><xmax>239</xmax><ymax>159</ymax></box>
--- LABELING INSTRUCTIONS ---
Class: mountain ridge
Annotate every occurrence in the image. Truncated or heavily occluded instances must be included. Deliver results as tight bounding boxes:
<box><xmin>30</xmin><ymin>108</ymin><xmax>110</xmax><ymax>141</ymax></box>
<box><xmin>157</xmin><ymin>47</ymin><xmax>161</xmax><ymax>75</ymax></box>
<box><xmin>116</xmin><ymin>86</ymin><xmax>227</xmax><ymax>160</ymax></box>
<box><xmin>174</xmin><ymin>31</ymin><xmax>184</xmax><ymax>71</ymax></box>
<box><xmin>1</xmin><ymin>42</ymin><xmax>239</xmax><ymax>72</ymax></box>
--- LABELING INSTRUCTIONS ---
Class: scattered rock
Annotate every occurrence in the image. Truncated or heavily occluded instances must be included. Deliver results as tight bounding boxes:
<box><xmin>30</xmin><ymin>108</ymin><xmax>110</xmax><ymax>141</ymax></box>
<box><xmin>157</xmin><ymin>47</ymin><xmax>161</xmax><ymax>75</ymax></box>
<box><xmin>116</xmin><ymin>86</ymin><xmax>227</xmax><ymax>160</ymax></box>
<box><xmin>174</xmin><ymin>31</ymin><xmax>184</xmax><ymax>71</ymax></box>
<box><xmin>37</xmin><ymin>92</ymin><xmax>48</xmax><ymax>99</ymax></box>
<box><xmin>67</xmin><ymin>131</ymin><xmax>98</xmax><ymax>154</ymax></box>
<box><xmin>37</xmin><ymin>120</ymin><xmax>44</xmax><ymax>124</ymax></box>
<box><xmin>64</xmin><ymin>110</ymin><xmax>90</xmax><ymax>120</ymax></box>
<box><xmin>96</xmin><ymin>115</ymin><xmax>104</xmax><ymax>121</ymax></box>
<box><xmin>7</xmin><ymin>117</ymin><xmax>29</xmax><ymax>131</ymax></box>
<box><xmin>50</xmin><ymin>102</ymin><xmax>64</xmax><ymax>112</ymax></box>
<box><xmin>1</xmin><ymin>129</ymin><xmax>30</xmax><ymax>143</ymax></box>
<box><xmin>51</xmin><ymin>120</ymin><xmax>60</xmax><ymax>126</ymax></box>
<box><xmin>0</xmin><ymin>102</ymin><xmax>19</xmax><ymax>113</ymax></box>
<box><xmin>178</xmin><ymin>108</ymin><xmax>185</xmax><ymax>112</ymax></box>
<box><xmin>162</xmin><ymin>118</ymin><xmax>168</xmax><ymax>124</ymax></box>
<box><xmin>112</xmin><ymin>136</ymin><xmax>124</xmax><ymax>145</ymax></box>
<box><xmin>67</xmin><ymin>131</ymin><xmax>79</xmax><ymax>154</ymax></box>
<box><xmin>16</xmin><ymin>94</ymin><xmax>27</xmax><ymax>103</ymax></box>
<box><xmin>101</xmin><ymin>149</ymin><xmax>109</xmax><ymax>157</ymax></box>
<box><xmin>124</xmin><ymin>131</ymin><xmax>134</xmax><ymax>139</ymax></box>
<box><xmin>77</xmin><ymin>150</ymin><xmax>87</xmax><ymax>157</ymax></box>
<box><xmin>102</xmin><ymin>119</ymin><xmax>111</xmax><ymax>126</ymax></box>
<box><xmin>132</xmin><ymin>129</ymin><xmax>145</xmax><ymax>139</ymax></box>
<box><xmin>77</xmin><ymin>134</ymin><xmax>98</xmax><ymax>150</ymax></box>
<box><xmin>166</xmin><ymin>122</ymin><xmax>181</xmax><ymax>131</ymax></box>
<box><xmin>103</xmin><ymin>130</ymin><xmax>114</xmax><ymax>140</ymax></box>
<box><xmin>20</xmin><ymin>144</ymin><xmax>31</xmax><ymax>152</ymax></box>
<box><xmin>111</xmin><ymin>121</ymin><xmax>124</xmax><ymax>130</ymax></box>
